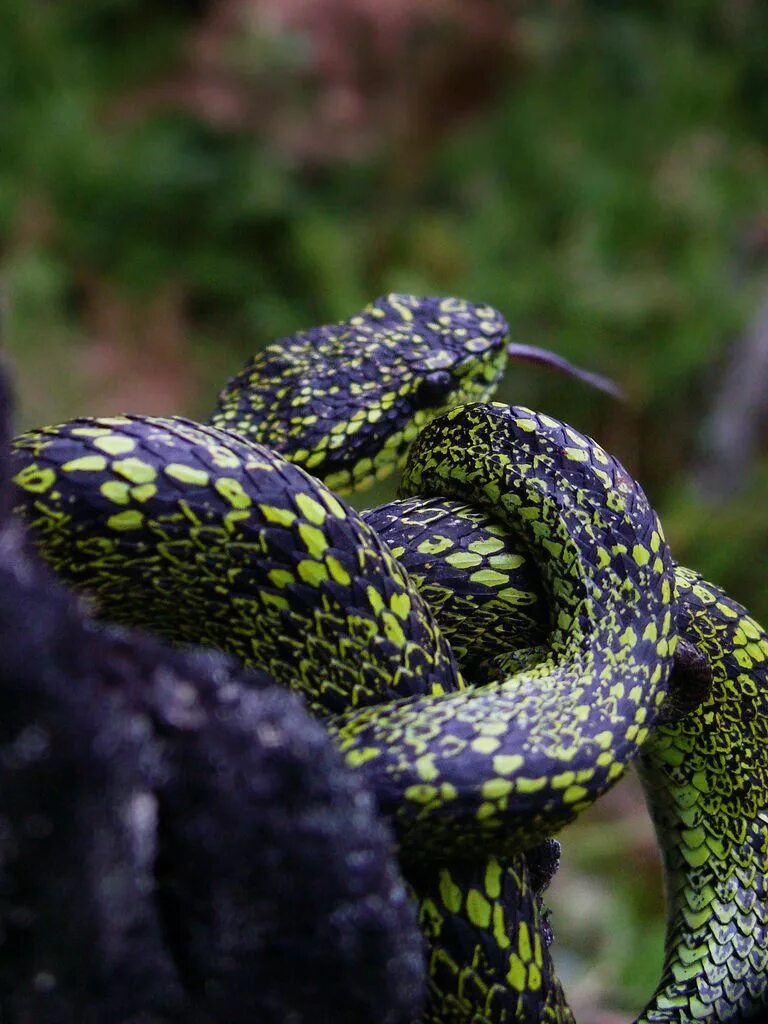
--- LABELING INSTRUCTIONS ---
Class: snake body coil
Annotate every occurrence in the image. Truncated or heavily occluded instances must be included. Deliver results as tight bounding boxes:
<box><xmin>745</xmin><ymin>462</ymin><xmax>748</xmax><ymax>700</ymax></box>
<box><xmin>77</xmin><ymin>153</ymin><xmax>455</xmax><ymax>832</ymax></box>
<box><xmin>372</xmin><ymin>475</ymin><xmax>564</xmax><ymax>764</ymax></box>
<box><xmin>13</xmin><ymin>411</ymin><xmax>585</xmax><ymax>1023</ymax></box>
<box><xmin>12</xmin><ymin>404</ymin><xmax>676</xmax><ymax>860</ymax></box>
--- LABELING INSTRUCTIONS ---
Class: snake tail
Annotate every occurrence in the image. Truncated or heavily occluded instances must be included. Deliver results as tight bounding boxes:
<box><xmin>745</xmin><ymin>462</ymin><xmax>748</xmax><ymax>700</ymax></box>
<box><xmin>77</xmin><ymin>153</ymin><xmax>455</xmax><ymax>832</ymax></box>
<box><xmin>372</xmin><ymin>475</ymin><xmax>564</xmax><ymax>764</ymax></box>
<box><xmin>636</xmin><ymin>568</ymin><xmax>768</xmax><ymax>1023</ymax></box>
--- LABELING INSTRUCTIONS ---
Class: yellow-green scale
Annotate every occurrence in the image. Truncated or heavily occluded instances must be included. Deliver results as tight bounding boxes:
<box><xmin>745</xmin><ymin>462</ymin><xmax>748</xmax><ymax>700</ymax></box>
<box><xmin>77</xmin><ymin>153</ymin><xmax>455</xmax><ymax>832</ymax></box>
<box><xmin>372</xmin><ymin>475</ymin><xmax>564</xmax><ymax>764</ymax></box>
<box><xmin>14</xmin><ymin>291</ymin><xmax>567</xmax><ymax>1024</ymax></box>
<box><xmin>13</xmin><ymin>405</ymin><xmax>678</xmax><ymax>858</ymax></box>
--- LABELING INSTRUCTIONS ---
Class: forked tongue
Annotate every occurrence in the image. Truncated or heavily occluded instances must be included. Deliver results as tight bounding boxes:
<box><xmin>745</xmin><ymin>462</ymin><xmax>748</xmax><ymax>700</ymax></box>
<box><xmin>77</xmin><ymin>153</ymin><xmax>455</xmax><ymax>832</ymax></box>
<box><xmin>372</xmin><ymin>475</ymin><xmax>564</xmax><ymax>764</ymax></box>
<box><xmin>507</xmin><ymin>342</ymin><xmax>623</xmax><ymax>399</ymax></box>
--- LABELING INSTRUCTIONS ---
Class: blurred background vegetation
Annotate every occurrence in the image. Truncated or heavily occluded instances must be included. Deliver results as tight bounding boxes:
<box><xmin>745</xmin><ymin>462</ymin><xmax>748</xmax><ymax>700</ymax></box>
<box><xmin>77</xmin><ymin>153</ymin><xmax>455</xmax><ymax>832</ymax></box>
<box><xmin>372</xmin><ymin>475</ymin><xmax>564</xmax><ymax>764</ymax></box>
<box><xmin>3</xmin><ymin>1</ymin><xmax>768</xmax><ymax>1018</ymax></box>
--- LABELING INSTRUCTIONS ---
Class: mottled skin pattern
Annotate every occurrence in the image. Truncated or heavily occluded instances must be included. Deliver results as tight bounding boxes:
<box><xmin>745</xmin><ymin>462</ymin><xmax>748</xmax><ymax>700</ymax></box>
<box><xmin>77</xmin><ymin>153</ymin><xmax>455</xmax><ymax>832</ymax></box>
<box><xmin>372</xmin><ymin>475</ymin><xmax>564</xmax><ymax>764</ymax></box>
<box><xmin>210</xmin><ymin>293</ymin><xmax>510</xmax><ymax>494</ymax></box>
<box><xmin>367</xmin><ymin>501</ymin><xmax>768</xmax><ymax>1022</ymax></box>
<box><xmin>11</xmin><ymin>404</ymin><xmax>676</xmax><ymax>1021</ymax></box>
<box><xmin>637</xmin><ymin>568</ymin><xmax>768</xmax><ymax>1023</ymax></box>
<box><xmin>415</xmin><ymin>848</ymin><xmax>572</xmax><ymax>1024</ymax></box>
<box><xmin>213</xmin><ymin>293</ymin><xmax>590</xmax><ymax>1021</ymax></box>
<box><xmin>12</xmin><ymin>293</ymin><xmax>576</xmax><ymax>1024</ymax></box>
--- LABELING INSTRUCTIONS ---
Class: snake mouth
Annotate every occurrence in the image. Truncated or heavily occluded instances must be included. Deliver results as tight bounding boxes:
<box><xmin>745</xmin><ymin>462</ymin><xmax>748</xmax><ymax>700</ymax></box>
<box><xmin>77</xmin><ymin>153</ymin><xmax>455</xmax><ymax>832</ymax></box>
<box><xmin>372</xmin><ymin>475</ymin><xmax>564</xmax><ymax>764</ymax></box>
<box><xmin>506</xmin><ymin>342</ymin><xmax>624</xmax><ymax>399</ymax></box>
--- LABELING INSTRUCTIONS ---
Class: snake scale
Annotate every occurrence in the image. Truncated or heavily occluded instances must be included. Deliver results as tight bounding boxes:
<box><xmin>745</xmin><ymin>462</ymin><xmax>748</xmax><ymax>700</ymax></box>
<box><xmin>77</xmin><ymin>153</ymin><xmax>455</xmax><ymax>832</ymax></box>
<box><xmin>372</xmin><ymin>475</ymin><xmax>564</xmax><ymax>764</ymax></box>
<box><xmin>11</xmin><ymin>295</ymin><xmax>768</xmax><ymax>1022</ymax></box>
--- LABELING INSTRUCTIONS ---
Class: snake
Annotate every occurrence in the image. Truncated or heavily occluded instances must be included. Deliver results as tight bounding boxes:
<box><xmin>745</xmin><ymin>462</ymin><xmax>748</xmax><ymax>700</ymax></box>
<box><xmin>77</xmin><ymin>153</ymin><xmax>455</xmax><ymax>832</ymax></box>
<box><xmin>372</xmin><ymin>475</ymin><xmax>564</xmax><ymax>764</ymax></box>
<box><xmin>9</xmin><ymin>294</ymin><xmax>713</xmax><ymax>1020</ymax></box>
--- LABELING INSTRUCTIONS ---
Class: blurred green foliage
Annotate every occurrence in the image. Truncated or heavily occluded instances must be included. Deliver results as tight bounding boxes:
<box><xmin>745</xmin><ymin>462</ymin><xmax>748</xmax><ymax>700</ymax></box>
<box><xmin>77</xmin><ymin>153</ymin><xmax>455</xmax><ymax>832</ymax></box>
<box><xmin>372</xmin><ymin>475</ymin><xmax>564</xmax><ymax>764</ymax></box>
<box><xmin>3</xmin><ymin>1</ymin><xmax>768</xmax><ymax>1016</ymax></box>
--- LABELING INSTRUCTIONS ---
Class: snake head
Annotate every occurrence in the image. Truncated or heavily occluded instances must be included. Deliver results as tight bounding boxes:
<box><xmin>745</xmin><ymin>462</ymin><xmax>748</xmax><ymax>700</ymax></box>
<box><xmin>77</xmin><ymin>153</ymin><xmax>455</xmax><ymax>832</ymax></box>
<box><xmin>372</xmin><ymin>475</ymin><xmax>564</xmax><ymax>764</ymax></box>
<box><xmin>211</xmin><ymin>294</ymin><xmax>510</xmax><ymax>493</ymax></box>
<box><xmin>211</xmin><ymin>294</ymin><xmax>620</xmax><ymax>494</ymax></box>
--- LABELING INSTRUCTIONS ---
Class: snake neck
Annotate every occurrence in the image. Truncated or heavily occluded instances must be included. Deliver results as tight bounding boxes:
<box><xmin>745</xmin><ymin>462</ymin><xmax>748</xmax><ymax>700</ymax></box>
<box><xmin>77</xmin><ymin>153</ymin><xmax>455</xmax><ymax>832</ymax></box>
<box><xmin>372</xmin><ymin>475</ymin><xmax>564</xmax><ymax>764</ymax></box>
<box><xmin>635</xmin><ymin>567</ymin><xmax>768</xmax><ymax>1023</ymax></box>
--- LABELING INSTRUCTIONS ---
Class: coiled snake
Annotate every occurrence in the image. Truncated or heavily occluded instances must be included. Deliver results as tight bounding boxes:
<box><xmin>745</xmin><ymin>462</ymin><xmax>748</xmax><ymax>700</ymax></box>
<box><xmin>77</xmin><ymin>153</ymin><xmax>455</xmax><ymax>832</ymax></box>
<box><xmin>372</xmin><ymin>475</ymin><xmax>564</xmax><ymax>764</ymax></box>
<box><xmin>11</xmin><ymin>295</ymin><xmax>768</xmax><ymax>1021</ymax></box>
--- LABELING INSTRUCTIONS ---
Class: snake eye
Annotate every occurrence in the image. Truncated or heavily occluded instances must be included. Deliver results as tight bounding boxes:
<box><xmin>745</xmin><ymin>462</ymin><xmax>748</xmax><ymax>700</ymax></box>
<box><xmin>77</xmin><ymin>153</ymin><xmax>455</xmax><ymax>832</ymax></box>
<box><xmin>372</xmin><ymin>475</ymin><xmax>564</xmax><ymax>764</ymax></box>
<box><xmin>416</xmin><ymin>370</ymin><xmax>454</xmax><ymax>406</ymax></box>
